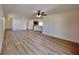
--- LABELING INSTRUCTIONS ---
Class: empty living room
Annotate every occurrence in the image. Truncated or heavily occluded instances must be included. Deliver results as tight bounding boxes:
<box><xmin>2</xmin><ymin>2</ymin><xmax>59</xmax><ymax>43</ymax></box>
<box><xmin>0</xmin><ymin>4</ymin><xmax>79</xmax><ymax>55</ymax></box>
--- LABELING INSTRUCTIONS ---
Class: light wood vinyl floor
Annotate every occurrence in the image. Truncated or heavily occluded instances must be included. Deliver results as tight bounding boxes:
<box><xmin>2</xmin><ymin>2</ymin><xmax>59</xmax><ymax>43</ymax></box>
<box><xmin>1</xmin><ymin>30</ymin><xmax>79</xmax><ymax>55</ymax></box>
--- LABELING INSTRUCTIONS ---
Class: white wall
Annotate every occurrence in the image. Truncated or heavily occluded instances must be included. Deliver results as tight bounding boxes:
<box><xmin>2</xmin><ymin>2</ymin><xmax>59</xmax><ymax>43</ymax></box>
<box><xmin>12</xmin><ymin>18</ymin><xmax>27</xmax><ymax>30</ymax></box>
<box><xmin>43</xmin><ymin>9</ymin><xmax>79</xmax><ymax>43</ymax></box>
<box><xmin>0</xmin><ymin>5</ymin><xmax>5</xmax><ymax>53</ymax></box>
<box><xmin>0</xmin><ymin>19</ymin><xmax>5</xmax><ymax>53</ymax></box>
<box><xmin>28</xmin><ymin>20</ymin><xmax>33</xmax><ymax>29</ymax></box>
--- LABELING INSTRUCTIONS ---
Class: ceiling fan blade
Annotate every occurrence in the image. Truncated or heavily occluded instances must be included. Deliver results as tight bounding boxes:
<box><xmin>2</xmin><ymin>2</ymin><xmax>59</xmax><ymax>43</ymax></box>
<box><xmin>43</xmin><ymin>14</ymin><xmax>47</xmax><ymax>16</ymax></box>
<box><xmin>41</xmin><ymin>12</ymin><xmax>47</xmax><ymax>16</ymax></box>
<box><xmin>37</xmin><ymin>10</ymin><xmax>41</xmax><ymax>13</ymax></box>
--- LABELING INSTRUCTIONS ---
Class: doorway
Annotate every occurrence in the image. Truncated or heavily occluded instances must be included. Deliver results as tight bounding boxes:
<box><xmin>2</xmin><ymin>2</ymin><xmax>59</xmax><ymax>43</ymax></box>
<box><xmin>28</xmin><ymin>19</ymin><xmax>43</xmax><ymax>32</ymax></box>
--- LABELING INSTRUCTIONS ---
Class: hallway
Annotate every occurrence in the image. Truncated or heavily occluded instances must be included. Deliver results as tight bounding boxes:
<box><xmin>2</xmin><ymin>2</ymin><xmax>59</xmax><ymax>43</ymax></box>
<box><xmin>1</xmin><ymin>30</ymin><xmax>79</xmax><ymax>55</ymax></box>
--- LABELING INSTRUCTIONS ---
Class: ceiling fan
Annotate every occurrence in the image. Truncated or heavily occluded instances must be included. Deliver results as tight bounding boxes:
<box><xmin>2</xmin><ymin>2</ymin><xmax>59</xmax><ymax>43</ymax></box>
<box><xmin>33</xmin><ymin>10</ymin><xmax>47</xmax><ymax>18</ymax></box>
<box><xmin>37</xmin><ymin>10</ymin><xmax>47</xmax><ymax>16</ymax></box>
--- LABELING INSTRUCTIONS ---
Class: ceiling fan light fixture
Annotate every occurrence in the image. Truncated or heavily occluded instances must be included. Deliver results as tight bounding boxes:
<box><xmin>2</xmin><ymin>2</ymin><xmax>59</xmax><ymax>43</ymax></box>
<box><xmin>34</xmin><ymin>10</ymin><xmax>47</xmax><ymax>18</ymax></box>
<box><xmin>36</xmin><ymin>14</ymin><xmax>41</xmax><ymax>18</ymax></box>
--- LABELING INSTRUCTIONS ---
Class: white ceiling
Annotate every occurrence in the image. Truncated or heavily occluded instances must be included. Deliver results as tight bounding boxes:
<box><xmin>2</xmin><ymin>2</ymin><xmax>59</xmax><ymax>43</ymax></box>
<box><xmin>2</xmin><ymin>4</ymin><xmax>79</xmax><ymax>19</ymax></box>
